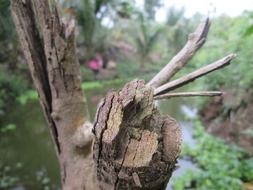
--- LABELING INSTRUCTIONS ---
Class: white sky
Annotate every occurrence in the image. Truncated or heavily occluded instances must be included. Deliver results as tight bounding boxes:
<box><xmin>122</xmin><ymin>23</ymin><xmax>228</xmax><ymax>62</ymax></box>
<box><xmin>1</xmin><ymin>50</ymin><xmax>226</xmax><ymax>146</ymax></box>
<box><xmin>136</xmin><ymin>0</ymin><xmax>253</xmax><ymax>22</ymax></box>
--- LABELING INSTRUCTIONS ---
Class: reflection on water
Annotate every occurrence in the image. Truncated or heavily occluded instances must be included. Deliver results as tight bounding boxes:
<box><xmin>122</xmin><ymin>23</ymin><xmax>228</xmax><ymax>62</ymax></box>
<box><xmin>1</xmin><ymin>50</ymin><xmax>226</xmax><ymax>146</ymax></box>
<box><xmin>180</xmin><ymin>105</ymin><xmax>197</xmax><ymax>119</ymax></box>
<box><xmin>0</xmin><ymin>101</ymin><xmax>61</xmax><ymax>189</ymax></box>
<box><xmin>0</xmin><ymin>82</ymin><xmax>198</xmax><ymax>189</ymax></box>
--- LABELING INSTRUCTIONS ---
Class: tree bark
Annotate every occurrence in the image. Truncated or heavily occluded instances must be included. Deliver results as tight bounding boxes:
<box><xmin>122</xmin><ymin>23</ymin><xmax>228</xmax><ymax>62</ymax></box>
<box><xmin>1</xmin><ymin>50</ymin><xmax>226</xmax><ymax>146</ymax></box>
<box><xmin>93</xmin><ymin>80</ymin><xmax>181</xmax><ymax>189</ymax></box>
<box><xmin>11</xmin><ymin>1</ymin><xmax>96</xmax><ymax>189</ymax></box>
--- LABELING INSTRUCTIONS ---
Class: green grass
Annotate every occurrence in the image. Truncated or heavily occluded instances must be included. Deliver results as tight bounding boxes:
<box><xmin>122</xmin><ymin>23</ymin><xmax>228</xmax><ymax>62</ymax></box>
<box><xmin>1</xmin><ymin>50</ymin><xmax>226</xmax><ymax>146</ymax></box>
<box><xmin>16</xmin><ymin>78</ymin><xmax>131</xmax><ymax>104</ymax></box>
<box><xmin>81</xmin><ymin>78</ymin><xmax>127</xmax><ymax>90</ymax></box>
<box><xmin>16</xmin><ymin>74</ymin><xmax>155</xmax><ymax>104</ymax></box>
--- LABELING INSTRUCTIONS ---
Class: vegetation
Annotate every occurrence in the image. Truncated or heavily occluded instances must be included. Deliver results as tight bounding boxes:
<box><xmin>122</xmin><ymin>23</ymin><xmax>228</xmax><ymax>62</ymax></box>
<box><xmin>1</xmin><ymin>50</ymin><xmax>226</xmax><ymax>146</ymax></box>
<box><xmin>0</xmin><ymin>0</ymin><xmax>29</xmax><ymax>116</ymax></box>
<box><xmin>173</xmin><ymin>119</ymin><xmax>253</xmax><ymax>190</ymax></box>
<box><xmin>189</xmin><ymin>14</ymin><xmax>253</xmax><ymax>92</ymax></box>
<box><xmin>0</xmin><ymin>69</ymin><xmax>28</xmax><ymax>116</ymax></box>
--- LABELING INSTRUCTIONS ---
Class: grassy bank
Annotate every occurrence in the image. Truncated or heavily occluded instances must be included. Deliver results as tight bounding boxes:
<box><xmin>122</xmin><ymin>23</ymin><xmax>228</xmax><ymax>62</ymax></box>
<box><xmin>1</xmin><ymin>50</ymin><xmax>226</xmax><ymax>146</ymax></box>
<box><xmin>172</xmin><ymin>118</ymin><xmax>253</xmax><ymax>190</ymax></box>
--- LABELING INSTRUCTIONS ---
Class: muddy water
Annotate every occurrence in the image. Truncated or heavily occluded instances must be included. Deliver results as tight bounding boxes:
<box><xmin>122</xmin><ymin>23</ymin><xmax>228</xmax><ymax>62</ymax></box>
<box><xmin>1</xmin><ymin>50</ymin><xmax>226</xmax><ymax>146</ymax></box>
<box><xmin>0</xmin><ymin>82</ymin><xmax>197</xmax><ymax>189</ymax></box>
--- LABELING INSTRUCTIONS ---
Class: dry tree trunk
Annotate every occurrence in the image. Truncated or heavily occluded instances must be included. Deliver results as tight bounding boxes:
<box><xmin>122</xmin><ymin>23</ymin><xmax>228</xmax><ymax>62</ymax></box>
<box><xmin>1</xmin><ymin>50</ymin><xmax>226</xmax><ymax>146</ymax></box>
<box><xmin>11</xmin><ymin>1</ymin><xmax>96</xmax><ymax>189</ymax></box>
<box><xmin>11</xmin><ymin>1</ymin><xmax>235</xmax><ymax>189</ymax></box>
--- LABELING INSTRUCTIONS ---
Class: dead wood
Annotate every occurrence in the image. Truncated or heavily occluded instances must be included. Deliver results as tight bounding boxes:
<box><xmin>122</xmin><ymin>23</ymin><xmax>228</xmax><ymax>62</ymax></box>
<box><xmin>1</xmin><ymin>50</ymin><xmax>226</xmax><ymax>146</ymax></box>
<box><xmin>154</xmin><ymin>91</ymin><xmax>223</xmax><ymax>100</ymax></box>
<box><xmin>154</xmin><ymin>54</ymin><xmax>236</xmax><ymax>95</ymax></box>
<box><xmin>11</xmin><ymin>1</ymin><xmax>96</xmax><ymax>189</ymax></box>
<box><xmin>148</xmin><ymin>18</ymin><xmax>210</xmax><ymax>88</ymax></box>
<box><xmin>93</xmin><ymin>80</ymin><xmax>181</xmax><ymax>190</ymax></box>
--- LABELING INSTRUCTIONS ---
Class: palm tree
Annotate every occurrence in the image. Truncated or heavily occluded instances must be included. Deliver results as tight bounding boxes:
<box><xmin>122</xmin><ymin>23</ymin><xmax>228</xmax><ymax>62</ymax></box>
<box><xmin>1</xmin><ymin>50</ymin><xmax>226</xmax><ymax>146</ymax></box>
<box><xmin>166</xmin><ymin>7</ymin><xmax>191</xmax><ymax>55</ymax></box>
<box><xmin>134</xmin><ymin>13</ymin><xmax>164</xmax><ymax>70</ymax></box>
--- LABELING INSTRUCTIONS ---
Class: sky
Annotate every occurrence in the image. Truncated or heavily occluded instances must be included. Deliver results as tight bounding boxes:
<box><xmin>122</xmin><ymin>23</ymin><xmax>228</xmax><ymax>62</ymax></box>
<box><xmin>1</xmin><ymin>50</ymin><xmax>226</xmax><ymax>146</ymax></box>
<box><xmin>136</xmin><ymin>0</ymin><xmax>253</xmax><ymax>22</ymax></box>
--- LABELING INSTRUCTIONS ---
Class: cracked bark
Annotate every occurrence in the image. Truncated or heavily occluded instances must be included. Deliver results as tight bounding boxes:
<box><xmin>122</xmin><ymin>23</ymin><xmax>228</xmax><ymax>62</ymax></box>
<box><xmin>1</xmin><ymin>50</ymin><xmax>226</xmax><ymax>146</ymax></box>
<box><xmin>11</xmin><ymin>0</ymin><xmax>96</xmax><ymax>189</ymax></box>
<box><xmin>93</xmin><ymin>80</ymin><xmax>181</xmax><ymax>190</ymax></box>
<box><xmin>11</xmin><ymin>0</ymin><xmax>234</xmax><ymax>189</ymax></box>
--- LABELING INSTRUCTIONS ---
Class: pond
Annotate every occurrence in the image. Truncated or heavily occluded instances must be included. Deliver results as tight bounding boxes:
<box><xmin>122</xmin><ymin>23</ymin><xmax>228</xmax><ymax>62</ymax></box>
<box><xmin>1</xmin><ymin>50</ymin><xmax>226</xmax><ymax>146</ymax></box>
<box><xmin>0</xmin><ymin>81</ymin><xmax>198</xmax><ymax>190</ymax></box>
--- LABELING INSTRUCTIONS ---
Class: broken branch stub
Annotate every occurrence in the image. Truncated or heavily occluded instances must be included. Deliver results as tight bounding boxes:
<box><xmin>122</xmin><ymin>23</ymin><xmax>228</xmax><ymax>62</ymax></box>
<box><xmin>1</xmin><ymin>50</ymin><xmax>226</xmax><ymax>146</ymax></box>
<box><xmin>148</xmin><ymin>17</ymin><xmax>210</xmax><ymax>88</ymax></box>
<box><xmin>93</xmin><ymin>80</ymin><xmax>181</xmax><ymax>190</ymax></box>
<box><xmin>154</xmin><ymin>54</ymin><xmax>236</xmax><ymax>95</ymax></box>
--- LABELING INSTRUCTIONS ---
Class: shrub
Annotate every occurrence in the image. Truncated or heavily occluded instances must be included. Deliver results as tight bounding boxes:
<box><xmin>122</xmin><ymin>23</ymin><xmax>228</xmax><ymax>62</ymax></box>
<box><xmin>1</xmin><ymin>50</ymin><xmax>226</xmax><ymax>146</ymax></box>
<box><xmin>173</xmin><ymin>119</ymin><xmax>253</xmax><ymax>190</ymax></box>
<box><xmin>0</xmin><ymin>69</ymin><xmax>28</xmax><ymax>115</ymax></box>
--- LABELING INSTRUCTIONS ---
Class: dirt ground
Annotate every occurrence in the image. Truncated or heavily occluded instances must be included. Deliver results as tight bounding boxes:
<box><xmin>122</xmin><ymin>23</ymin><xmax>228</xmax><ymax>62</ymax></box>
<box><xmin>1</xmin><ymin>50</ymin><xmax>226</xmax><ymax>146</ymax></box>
<box><xmin>200</xmin><ymin>89</ymin><xmax>253</xmax><ymax>154</ymax></box>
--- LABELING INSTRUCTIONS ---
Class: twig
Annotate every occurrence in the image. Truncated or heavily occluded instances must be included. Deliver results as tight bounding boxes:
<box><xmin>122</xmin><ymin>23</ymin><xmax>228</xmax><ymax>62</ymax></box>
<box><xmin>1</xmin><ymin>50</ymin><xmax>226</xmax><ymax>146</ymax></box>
<box><xmin>148</xmin><ymin>17</ymin><xmax>210</xmax><ymax>88</ymax></box>
<box><xmin>154</xmin><ymin>54</ymin><xmax>236</xmax><ymax>95</ymax></box>
<box><xmin>154</xmin><ymin>91</ymin><xmax>223</xmax><ymax>100</ymax></box>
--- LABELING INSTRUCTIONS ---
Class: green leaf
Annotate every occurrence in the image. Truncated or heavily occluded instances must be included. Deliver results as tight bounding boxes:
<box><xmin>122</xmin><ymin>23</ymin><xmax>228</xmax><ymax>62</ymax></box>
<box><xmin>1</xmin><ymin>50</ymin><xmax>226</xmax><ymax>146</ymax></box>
<box><xmin>1</xmin><ymin>124</ymin><xmax>16</xmax><ymax>133</ymax></box>
<box><xmin>244</xmin><ymin>25</ymin><xmax>253</xmax><ymax>37</ymax></box>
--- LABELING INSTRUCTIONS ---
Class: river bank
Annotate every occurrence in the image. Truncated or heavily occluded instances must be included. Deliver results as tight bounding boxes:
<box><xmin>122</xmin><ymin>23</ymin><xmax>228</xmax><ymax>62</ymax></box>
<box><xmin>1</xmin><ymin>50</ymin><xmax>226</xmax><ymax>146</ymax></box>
<box><xmin>1</xmin><ymin>79</ymin><xmax>253</xmax><ymax>190</ymax></box>
<box><xmin>0</xmin><ymin>79</ymin><xmax>197</xmax><ymax>189</ymax></box>
<box><xmin>200</xmin><ymin>89</ymin><xmax>253</xmax><ymax>154</ymax></box>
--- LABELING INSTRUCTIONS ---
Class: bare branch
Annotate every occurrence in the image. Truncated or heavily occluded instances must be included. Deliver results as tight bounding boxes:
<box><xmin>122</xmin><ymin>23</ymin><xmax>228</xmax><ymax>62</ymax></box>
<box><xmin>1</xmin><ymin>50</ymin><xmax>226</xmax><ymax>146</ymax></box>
<box><xmin>148</xmin><ymin>17</ymin><xmax>210</xmax><ymax>88</ymax></box>
<box><xmin>154</xmin><ymin>91</ymin><xmax>223</xmax><ymax>100</ymax></box>
<box><xmin>154</xmin><ymin>54</ymin><xmax>236</xmax><ymax>95</ymax></box>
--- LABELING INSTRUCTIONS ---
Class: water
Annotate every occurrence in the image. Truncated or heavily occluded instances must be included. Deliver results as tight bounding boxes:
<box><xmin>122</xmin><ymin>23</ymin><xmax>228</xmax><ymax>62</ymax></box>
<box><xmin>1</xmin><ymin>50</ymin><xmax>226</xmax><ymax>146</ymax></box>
<box><xmin>157</xmin><ymin>100</ymin><xmax>197</xmax><ymax>190</ymax></box>
<box><xmin>0</xmin><ymin>82</ymin><xmax>197</xmax><ymax>189</ymax></box>
<box><xmin>0</xmin><ymin>101</ymin><xmax>60</xmax><ymax>189</ymax></box>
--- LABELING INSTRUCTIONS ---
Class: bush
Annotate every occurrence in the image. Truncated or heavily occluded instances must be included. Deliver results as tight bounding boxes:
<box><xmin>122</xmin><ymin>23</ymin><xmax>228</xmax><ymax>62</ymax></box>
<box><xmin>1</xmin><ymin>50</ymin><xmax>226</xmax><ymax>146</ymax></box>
<box><xmin>116</xmin><ymin>61</ymin><xmax>139</xmax><ymax>78</ymax></box>
<box><xmin>80</xmin><ymin>66</ymin><xmax>95</xmax><ymax>82</ymax></box>
<box><xmin>173</xmin><ymin>119</ymin><xmax>253</xmax><ymax>190</ymax></box>
<box><xmin>0</xmin><ymin>69</ymin><xmax>28</xmax><ymax>115</ymax></box>
<box><xmin>186</xmin><ymin>15</ymin><xmax>253</xmax><ymax>93</ymax></box>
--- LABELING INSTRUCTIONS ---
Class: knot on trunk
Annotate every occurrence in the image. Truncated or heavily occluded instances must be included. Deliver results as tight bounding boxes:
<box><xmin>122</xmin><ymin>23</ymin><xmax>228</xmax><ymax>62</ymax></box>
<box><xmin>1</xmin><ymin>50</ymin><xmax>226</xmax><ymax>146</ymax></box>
<box><xmin>93</xmin><ymin>79</ymin><xmax>181</xmax><ymax>190</ymax></box>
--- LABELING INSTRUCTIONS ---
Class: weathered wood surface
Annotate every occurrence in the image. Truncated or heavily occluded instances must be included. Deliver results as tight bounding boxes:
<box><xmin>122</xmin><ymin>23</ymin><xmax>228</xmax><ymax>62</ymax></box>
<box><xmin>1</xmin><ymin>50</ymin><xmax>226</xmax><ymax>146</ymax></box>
<box><xmin>93</xmin><ymin>80</ymin><xmax>181</xmax><ymax>189</ymax></box>
<box><xmin>154</xmin><ymin>54</ymin><xmax>235</xmax><ymax>95</ymax></box>
<box><xmin>148</xmin><ymin>18</ymin><xmax>210</xmax><ymax>88</ymax></box>
<box><xmin>154</xmin><ymin>91</ymin><xmax>223</xmax><ymax>100</ymax></box>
